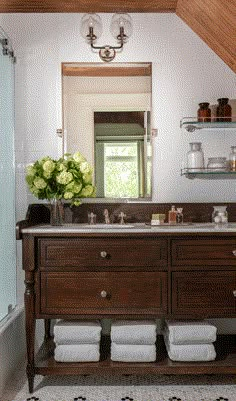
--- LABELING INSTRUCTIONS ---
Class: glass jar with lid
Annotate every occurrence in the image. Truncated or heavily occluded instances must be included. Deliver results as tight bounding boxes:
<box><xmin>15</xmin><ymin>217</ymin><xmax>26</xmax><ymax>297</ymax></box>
<box><xmin>212</xmin><ymin>205</ymin><xmax>228</xmax><ymax>224</ymax></box>
<box><xmin>229</xmin><ymin>146</ymin><xmax>236</xmax><ymax>171</ymax></box>
<box><xmin>207</xmin><ymin>157</ymin><xmax>227</xmax><ymax>172</ymax></box>
<box><xmin>187</xmin><ymin>142</ymin><xmax>204</xmax><ymax>172</ymax></box>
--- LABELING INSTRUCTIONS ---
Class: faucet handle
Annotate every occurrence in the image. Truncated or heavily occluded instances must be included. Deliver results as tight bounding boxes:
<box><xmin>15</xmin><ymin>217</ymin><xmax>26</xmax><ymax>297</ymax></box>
<box><xmin>103</xmin><ymin>209</ymin><xmax>110</xmax><ymax>224</ymax></box>
<box><xmin>119</xmin><ymin>211</ymin><xmax>126</xmax><ymax>225</ymax></box>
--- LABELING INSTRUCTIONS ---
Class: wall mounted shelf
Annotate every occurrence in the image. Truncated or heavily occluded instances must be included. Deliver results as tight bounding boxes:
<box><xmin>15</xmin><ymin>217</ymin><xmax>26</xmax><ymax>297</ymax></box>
<box><xmin>181</xmin><ymin>116</ymin><xmax>236</xmax><ymax>179</ymax></box>
<box><xmin>180</xmin><ymin>117</ymin><xmax>236</xmax><ymax>132</ymax></box>
<box><xmin>181</xmin><ymin>168</ymin><xmax>236</xmax><ymax>180</ymax></box>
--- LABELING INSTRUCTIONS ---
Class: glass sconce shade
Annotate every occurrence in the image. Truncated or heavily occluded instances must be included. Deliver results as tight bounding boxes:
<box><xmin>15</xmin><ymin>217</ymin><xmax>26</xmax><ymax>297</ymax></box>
<box><xmin>110</xmin><ymin>13</ymin><xmax>133</xmax><ymax>42</ymax></box>
<box><xmin>80</xmin><ymin>13</ymin><xmax>103</xmax><ymax>42</ymax></box>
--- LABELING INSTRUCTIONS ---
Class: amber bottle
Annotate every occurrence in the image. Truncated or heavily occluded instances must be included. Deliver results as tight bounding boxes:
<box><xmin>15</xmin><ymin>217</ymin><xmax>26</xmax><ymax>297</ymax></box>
<box><xmin>197</xmin><ymin>102</ymin><xmax>211</xmax><ymax>122</ymax></box>
<box><xmin>216</xmin><ymin>98</ymin><xmax>232</xmax><ymax>122</ymax></box>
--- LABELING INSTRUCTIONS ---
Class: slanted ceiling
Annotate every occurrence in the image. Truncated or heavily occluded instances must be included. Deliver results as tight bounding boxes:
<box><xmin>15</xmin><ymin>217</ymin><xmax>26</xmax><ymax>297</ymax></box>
<box><xmin>0</xmin><ymin>0</ymin><xmax>235</xmax><ymax>73</ymax></box>
<box><xmin>176</xmin><ymin>0</ymin><xmax>236</xmax><ymax>74</ymax></box>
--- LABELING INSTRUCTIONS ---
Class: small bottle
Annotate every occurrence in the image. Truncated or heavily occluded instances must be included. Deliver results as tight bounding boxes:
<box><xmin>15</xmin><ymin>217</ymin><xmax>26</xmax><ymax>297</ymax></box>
<box><xmin>176</xmin><ymin>208</ymin><xmax>183</xmax><ymax>224</ymax></box>
<box><xmin>229</xmin><ymin>146</ymin><xmax>236</xmax><ymax>171</ymax></box>
<box><xmin>168</xmin><ymin>205</ymin><xmax>177</xmax><ymax>225</ymax></box>
<box><xmin>197</xmin><ymin>102</ymin><xmax>211</xmax><ymax>122</ymax></box>
<box><xmin>216</xmin><ymin>98</ymin><xmax>232</xmax><ymax>122</ymax></box>
<box><xmin>187</xmin><ymin>142</ymin><xmax>204</xmax><ymax>172</ymax></box>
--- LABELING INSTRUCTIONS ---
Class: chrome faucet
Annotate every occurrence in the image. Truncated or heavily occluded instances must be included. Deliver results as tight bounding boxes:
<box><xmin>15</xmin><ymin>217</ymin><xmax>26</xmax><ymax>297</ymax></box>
<box><xmin>103</xmin><ymin>209</ymin><xmax>110</xmax><ymax>224</ymax></box>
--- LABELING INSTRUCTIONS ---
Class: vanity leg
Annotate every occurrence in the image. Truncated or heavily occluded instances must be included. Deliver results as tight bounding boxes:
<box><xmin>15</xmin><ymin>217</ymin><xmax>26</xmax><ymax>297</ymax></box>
<box><xmin>44</xmin><ymin>319</ymin><xmax>51</xmax><ymax>340</ymax></box>
<box><xmin>24</xmin><ymin>271</ymin><xmax>36</xmax><ymax>394</ymax></box>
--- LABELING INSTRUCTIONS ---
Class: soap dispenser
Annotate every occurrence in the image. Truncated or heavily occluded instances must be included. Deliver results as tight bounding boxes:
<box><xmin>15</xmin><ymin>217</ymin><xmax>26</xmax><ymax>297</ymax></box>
<box><xmin>168</xmin><ymin>205</ymin><xmax>177</xmax><ymax>225</ymax></box>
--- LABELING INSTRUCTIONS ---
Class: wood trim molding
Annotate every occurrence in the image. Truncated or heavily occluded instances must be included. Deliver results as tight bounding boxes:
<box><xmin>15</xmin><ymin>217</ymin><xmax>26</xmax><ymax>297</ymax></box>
<box><xmin>176</xmin><ymin>0</ymin><xmax>236</xmax><ymax>73</ymax></box>
<box><xmin>62</xmin><ymin>64</ymin><xmax>152</xmax><ymax>77</ymax></box>
<box><xmin>0</xmin><ymin>0</ymin><xmax>177</xmax><ymax>13</ymax></box>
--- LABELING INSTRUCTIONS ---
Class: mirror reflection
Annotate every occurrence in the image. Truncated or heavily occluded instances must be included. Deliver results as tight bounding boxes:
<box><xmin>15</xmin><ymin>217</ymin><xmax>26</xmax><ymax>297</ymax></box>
<box><xmin>62</xmin><ymin>63</ymin><xmax>152</xmax><ymax>199</ymax></box>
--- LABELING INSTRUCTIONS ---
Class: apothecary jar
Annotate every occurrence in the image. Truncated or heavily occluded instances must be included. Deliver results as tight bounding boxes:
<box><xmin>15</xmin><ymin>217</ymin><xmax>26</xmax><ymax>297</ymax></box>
<box><xmin>187</xmin><ymin>142</ymin><xmax>204</xmax><ymax>172</ymax></box>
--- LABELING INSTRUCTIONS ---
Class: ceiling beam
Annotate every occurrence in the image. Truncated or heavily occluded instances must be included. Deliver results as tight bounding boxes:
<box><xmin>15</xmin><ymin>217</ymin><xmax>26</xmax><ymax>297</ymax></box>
<box><xmin>176</xmin><ymin>0</ymin><xmax>236</xmax><ymax>73</ymax></box>
<box><xmin>0</xmin><ymin>0</ymin><xmax>177</xmax><ymax>13</ymax></box>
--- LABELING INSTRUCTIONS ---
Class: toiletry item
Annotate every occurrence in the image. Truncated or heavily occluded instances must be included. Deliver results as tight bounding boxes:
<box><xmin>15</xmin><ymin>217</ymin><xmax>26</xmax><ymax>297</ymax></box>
<box><xmin>207</xmin><ymin>157</ymin><xmax>227</xmax><ymax>172</ymax></box>
<box><xmin>197</xmin><ymin>102</ymin><xmax>211</xmax><ymax>122</ymax></box>
<box><xmin>168</xmin><ymin>206</ymin><xmax>177</xmax><ymax>225</ymax></box>
<box><xmin>187</xmin><ymin>142</ymin><xmax>204</xmax><ymax>172</ymax></box>
<box><xmin>229</xmin><ymin>146</ymin><xmax>236</xmax><ymax>171</ymax></box>
<box><xmin>151</xmin><ymin>213</ymin><xmax>165</xmax><ymax>225</ymax></box>
<box><xmin>216</xmin><ymin>98</ymin><xmax>232</xmax><ymax>122</ymax></box>
<box><xmin>176</xmin><ymin>208</ymin><xmax>183</xmax><ymax>224</ymax></box>
<box><xmin>212</xmin><ymin>206</ymin><xmax>228</xmax><ymax>224</ymax></box>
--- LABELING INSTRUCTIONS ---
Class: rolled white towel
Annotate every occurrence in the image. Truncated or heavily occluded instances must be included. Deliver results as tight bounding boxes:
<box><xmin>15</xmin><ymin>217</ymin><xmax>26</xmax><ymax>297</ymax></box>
<box><xmin>165</xmin><ymin>320</ymin><xmax>217</xmax><ymax>345</ymax></box>
<box><xmin>54</xmin><ymin>343</ymin><xmax>100</xmax><ymax>362</ymax></box>
<box><xmin>111</xmin><ymin>320</ymin><xmax>157</xmax><ymax>345</ymax></box>
<box><xmin>54</xmin><ymin>320</ymin><xmax>102</xmax><ymax>345</ymax></box>
<box><xmin>164</xmin><ymin>333</ymin><xmax>216</xmax><ymax>362</ymax></box>
<box><xmin>111</xmin><ymin>343</ymin><xmax>156</xmax><ymax>362</ymax></box>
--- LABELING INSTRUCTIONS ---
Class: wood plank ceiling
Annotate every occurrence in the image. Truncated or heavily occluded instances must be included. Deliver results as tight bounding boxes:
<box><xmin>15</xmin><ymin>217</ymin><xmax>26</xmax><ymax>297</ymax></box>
<box><xmin>0</xmin><ymin>0</ymin><xmax>235</xmax><ymax>73</ymax></box>
<box><xmin>176</xmin><ymin>0</ymin><xmax>236</xmax><ymax>74</ymax></box>
<box><xmin>0</xmin><ymin>0</ymin><xmax>178</xmax><ymax>13</ymax></box>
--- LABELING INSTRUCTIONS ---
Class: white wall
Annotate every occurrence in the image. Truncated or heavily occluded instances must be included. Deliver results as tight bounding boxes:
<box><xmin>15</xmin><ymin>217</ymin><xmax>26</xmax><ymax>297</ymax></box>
<box><xmin>0</xmin><ymin>14</ymin><xmax>235</xmax><ymax>392</ymax></box>
<box><xmin>0</xmin><ymin>13</ymin><xmax>235</xmax><ymax>207</ymax></box>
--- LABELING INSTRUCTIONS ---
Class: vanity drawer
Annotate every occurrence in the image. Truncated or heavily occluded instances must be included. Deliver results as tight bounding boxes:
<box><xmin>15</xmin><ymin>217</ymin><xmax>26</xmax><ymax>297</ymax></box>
<box><xmin>172</xmin><ymin>271</ymin><xmax>236</xmax><ymax>317</ymax></box>
<box><xmin>38</xmin><ymin>238</ymin><xmax>168</xmax><ymax>270</ymax></box>
<box><xmin>39</xmin><ymin>271</ymin><xmax>168</xmax><ymax>315</ymax></box>
<box><xmin>171</xmin><ymin>238</ymin><xmax>236</xmax><ymax>269</ymax></box>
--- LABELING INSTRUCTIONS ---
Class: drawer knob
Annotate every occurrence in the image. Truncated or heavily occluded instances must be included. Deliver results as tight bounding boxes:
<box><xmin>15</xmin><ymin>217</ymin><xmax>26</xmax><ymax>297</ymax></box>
<box><xmin>232</xmin><ymin>250</ymin><xmax>236</xmax><ymax>256</ymax></box>
<box><xmin>100</xmin><ymin>251</ymin><xmax>107</xmax><ymax>258</ymax></box>
<box><xmin>233</xmin><ymin>290</ymin><xmax>236</xmax><ymax>297</ymax></box>
<box><xmin>100</xmin><ymin>290</ymin><xmax>107</xmax><ymax>298</ymax></box>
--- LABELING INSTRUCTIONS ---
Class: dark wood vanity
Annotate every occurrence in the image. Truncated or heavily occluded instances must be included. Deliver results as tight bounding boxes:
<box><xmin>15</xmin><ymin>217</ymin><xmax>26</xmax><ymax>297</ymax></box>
<box><xmin>17</xmin><ymin>204</ymin><xmax>236</xmax><ymax>393</ymax></box>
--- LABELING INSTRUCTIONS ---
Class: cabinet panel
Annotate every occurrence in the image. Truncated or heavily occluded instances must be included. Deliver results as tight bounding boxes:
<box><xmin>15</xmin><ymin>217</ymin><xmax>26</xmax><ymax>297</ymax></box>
<box><xmin>39</xmin><ymin>238</ymin><xmax>168</xmax><ymax>270</ymax></box>
<box><xmin>40</xmin><ymin>271</ymin><xmax>168</xmax><ymax>315</ymax></box>
<box><xmin>172</xmin><ymin>238</ymin><xmax>236</xmax><ymax>268</ymax></box>
<box><xmin>172</xmin><ymin>271</ymin><xmax>236</xmax><ymax>317</ymax></box>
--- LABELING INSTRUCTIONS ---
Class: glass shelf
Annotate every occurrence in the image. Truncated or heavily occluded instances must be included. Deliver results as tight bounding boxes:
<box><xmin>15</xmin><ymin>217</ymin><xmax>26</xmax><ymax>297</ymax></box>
<box><xmin>181</xmin><ymin>168</ymin><xmax>236</xmax><ymax>179</ymax></box>
<box><xmin>180</xmin><ymin>117</ymin><xmax>236</xmax><ymax>132</ymax></box>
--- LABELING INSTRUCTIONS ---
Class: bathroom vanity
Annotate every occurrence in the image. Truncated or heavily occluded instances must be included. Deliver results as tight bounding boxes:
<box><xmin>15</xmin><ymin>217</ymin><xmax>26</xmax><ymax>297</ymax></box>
<box><xmin>17</xmin><ymin>204</ymin><xmax>236</xmax><ymax>393</ymax></box>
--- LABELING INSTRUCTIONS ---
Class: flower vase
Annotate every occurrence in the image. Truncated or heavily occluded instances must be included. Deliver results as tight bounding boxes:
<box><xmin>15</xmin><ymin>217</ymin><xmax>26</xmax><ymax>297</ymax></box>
<box><xmin>50</xmin><ymin>199</ymin><xmax>64</xmax><ymax>226</ymax></box>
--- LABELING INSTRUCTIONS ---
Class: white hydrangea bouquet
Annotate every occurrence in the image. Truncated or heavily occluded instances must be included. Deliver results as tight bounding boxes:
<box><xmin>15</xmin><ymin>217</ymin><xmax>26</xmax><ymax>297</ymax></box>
<box><xmin>26</xmin><ymin>152</ymin><xmax>96</xmax><ymax>206</ymax></box>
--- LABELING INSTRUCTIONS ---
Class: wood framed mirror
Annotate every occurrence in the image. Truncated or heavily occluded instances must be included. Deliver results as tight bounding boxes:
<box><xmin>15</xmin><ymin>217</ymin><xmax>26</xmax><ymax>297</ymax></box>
<box><xmin>62</xmin><ymin>62</ymin><xmax>152</xmax><ymax>199</ymax></box>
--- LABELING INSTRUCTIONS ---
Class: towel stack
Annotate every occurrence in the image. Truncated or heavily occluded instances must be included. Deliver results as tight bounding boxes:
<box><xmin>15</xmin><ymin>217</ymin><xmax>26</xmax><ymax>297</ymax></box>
<box><xmin>164</xmin><ymin>320</ymin><xmax>217</xmax><ymax>362</ymax></box>
<box><xmin>54</xmin><ymin>320</ymin><xmax>102</xmax><ymax>362</ymax></box>
<box><xmin>111</xmin><ymin>320</ymin><xmax>157</xmax><ymax>362</ymax></box>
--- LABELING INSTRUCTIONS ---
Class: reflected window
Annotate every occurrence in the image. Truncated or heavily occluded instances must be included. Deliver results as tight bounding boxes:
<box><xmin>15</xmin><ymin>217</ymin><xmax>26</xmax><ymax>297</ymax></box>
<box><xmin>95</xmin><ymin>111</ymin><xmax>151</xmax><ymax>198</ymax></box>
<box><xmin>104</xmin><ymin>142</ymin><xmax>140</xmax><ymax>198</ymax></box>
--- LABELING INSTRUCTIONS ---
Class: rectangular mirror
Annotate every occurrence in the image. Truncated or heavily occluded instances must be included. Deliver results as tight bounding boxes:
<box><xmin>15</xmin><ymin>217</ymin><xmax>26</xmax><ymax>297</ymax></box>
<box><xmin>62</xmin><ymin>62</ymin><xmax>152</xmax><ymax>200</ymax></box>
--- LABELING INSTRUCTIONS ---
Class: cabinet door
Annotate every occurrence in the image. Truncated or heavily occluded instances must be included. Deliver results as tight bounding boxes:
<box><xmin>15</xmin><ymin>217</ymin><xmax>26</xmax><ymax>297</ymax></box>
<box><xmin>39</xmin><ymin>271</ymin><xmax>168</xmax><ymax>316</ymax></box>
<box><xmin>172</xmin><ymin>271</ymin><xmax>236</xmax><ymax>317</ymax></box>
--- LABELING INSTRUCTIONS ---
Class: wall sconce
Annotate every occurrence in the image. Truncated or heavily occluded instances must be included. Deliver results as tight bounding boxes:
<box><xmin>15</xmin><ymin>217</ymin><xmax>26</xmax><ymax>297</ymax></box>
<box><xmin>80</xmin><ymin>13</ymin><xmax>133</xmax><ymax>62</ymax></box>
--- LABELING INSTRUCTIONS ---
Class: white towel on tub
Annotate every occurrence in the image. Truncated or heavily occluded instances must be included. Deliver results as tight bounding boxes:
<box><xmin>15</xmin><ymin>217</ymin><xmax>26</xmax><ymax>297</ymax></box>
<box><xmin>111</xmin><ymin>320</ymin><xmax>157</xmax><ymax>345</ymax></box>
<box><xmin>111</xmin><ymin>343</ymin><xmax>156</xmax><ymax>362</ymax></box>
<box><xmin>164</xmin><ymin>334</ymin><xmax>216</xmax><ymax>362</ymax></box>
<box><xmin>165</xmin><ymin>320</ymin><xmax>217</xmax><ymax>345</ymax></box>
<box><xmin>54</xmin><ymin>344</ymin><xmax>100</xmax><ymax>362</ymax></box>
<box><xmin>54</xmin><ymin>320</ymin><xmax>102</xmax><ymax>345</ymax></box>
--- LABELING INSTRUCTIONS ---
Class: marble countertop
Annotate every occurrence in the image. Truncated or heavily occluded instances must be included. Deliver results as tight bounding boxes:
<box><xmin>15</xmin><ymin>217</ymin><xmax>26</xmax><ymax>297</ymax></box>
<box><xmin>21</xmin><ymin>222</ymin><xmax>236</xmax><ymax>234</ymax></box>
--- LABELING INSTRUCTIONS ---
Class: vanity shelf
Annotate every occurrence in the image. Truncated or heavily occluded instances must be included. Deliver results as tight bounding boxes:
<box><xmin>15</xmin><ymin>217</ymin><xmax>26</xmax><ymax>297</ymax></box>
<box><xmin>180</xmin><ymin>117</ymin><xmax>236</xmax><ymax>132</ymax></box>
<box><xmin>36</xmin><ymin>334</ymin><xmax>236</xmax><ymax>376</ymax></box>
